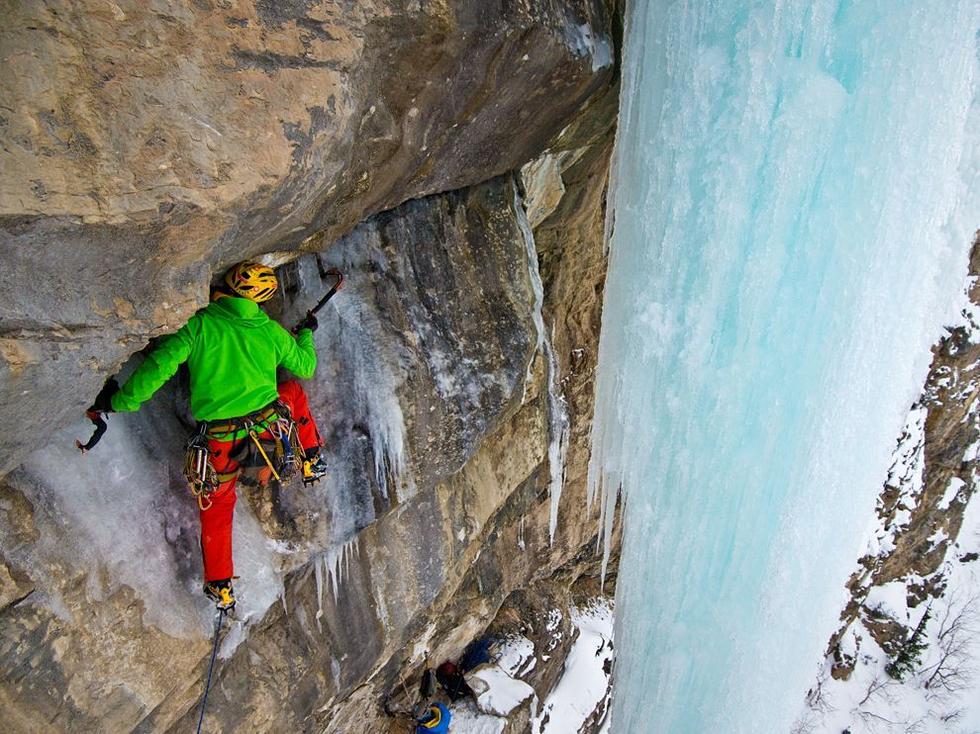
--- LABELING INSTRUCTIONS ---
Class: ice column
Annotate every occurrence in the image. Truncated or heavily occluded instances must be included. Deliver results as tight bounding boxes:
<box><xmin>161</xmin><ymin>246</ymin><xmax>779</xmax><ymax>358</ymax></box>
<box><xmin>590</xmin><ymin>1</ymin><xmax>979</xmax><ymax>732</ymax></box>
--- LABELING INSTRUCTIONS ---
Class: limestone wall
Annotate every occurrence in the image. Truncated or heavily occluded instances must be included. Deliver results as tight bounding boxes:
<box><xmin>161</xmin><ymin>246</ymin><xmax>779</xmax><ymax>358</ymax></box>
<box><xmin>0</xmin><ymin>2</ymin><xmax>622</xmax><ymax>731</ymax></box>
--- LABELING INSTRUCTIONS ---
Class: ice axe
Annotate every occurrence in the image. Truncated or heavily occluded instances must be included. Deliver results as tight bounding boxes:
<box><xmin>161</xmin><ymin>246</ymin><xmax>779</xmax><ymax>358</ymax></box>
<box><xmin>293</xmin><ymin>268</ymin><xmax>344</xmax><ymax>333</ymax></box>
<box><xmin>75</xmin><ymin>377</ymin><xmax>119</xmax><ymax>453</ymax></box>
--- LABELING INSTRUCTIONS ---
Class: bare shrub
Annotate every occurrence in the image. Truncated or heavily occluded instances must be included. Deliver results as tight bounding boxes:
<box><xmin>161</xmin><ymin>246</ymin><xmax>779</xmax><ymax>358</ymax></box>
<box><xmin>920</xmin><ymin>591</ymin><xmax>978</xmax><ymax>701</ymax></box>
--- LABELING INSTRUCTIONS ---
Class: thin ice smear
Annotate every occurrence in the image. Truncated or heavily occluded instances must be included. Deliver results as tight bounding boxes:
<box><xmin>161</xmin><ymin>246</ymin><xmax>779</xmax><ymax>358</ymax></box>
<box><xmin>512</xmin><ymin>182</ymin><xmax>570</xmax><ymax>543</ymax></box>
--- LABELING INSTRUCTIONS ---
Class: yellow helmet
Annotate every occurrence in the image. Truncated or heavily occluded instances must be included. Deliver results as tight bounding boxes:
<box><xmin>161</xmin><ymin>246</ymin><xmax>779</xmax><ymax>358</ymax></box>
<box><xmin>224</xmin><ymin>261</ymin><xmax>278</xmax><ymax>303</ymax></box>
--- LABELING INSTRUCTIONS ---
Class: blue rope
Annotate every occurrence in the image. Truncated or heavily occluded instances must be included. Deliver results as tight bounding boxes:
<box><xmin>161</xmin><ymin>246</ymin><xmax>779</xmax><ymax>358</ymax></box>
<box><xmin>196</xmin><ymin>609</ymin><xmax>225</xmax><ymax>734</ymax></box>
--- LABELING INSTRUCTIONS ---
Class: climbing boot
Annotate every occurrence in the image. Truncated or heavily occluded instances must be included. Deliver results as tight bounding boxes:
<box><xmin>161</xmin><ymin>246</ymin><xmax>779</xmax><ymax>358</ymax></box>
<box><xmin>302</xmin><ymin>453</ymin><xmax>328</xmax><ymax>486</ymax></box>
<box><xmin>203</xmin><ymin>578</ymin><xmax>236</xmax><ymax>611</ymax></box>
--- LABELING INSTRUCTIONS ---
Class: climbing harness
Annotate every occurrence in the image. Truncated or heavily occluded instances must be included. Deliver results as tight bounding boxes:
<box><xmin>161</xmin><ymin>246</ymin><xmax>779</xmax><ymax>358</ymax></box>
<box><xmin>235</xmin><ymin>403</ymin><xmax>306</xmax><ymax>484</ymax></box>
<box><xmin>196</xmin><ymin>608</ymin><xmax>226</xmax><ymax>734</ymax></box>
<box><xmin>184</xmin><ymin>402</ymin><xmax>308</xmax><ymax>507</ymax></box>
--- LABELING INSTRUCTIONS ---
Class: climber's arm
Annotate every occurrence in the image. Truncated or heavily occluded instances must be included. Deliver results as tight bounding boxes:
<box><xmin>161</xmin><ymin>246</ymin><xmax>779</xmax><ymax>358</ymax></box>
<box><xmin>277</xmin><ymin>325</ymin><xmax>317</xmax><ymax>379</ymax></box>
<box><xmin>111</xmin><ymin>323</ymin><xmax>195</xmax><ymax>412</ymax></box>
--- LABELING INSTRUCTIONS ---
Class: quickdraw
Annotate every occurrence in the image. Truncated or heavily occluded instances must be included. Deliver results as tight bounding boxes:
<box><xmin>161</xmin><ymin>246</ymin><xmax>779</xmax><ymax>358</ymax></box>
<box><xmin>184</xmin><ymin>429</ymin><xmax>219</xmax><ymax>511</ymax></box>
<box><xmin>245</xmin><ymin>421</ymin><xmax>281</xmax><ymax>483</ymax></box>
<box><xmin>270</xmin><ymin>416</ymin><xmax>304</xmax><ymax>481</ymax></box>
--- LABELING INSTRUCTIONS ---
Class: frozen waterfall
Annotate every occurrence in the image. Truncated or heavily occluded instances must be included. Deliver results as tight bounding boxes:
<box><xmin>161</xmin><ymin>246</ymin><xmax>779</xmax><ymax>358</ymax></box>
<box><xmin>589</xmin><ymin>1</ymin><xmax>979</xmax><ymax>733</ymax></box>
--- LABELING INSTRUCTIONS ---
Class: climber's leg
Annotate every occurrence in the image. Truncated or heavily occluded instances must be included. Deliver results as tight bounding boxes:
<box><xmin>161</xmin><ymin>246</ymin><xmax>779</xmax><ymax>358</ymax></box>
<box><xmin>278</xmin><ymin>380</ymin><xmax>322</xmax><ymax>453</ymax></box>
<box><xmin>200</xmin><ymin>438</ymin><xmax>239</xmax><ymax>582</ymax></box>
<box><xmin>278</xmin><ymin>381</ymin><xmax>327</xmax><ymax>484</ymax></box>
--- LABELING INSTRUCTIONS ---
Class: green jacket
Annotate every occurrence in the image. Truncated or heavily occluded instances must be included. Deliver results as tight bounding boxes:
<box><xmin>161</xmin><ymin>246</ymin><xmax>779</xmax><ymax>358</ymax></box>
<box><xmin>112</xmin><ymin>297</ymin><xmax>316</xmax><ymax>421</ymax></box>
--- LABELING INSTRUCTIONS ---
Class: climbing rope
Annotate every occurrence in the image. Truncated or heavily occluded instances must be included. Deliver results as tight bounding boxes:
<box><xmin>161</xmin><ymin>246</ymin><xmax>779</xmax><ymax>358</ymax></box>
<box><xmin>196</xmin><ymin>609</ymin><xmax>226</xmax><ymax>734</ymax></box>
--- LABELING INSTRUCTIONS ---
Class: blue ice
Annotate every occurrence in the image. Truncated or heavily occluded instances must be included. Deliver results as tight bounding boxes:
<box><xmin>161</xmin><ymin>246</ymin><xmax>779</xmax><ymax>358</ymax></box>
<box><xmin>589</xmin><ymin>1</ymin><xmax>978</xmax><ymax>732</ymax></box>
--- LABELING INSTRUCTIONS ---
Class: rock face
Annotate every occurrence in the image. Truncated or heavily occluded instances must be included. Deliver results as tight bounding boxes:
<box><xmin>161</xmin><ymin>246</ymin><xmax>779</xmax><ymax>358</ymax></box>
<box><xmin>0</xmin><ymin>2</ymin><xmax>621</xmax><ymax>731</ymax></box>
<box><xmin>0</xmin><ymin>0</ymin><xmax>614</xmax><ymax>474</ymax></box>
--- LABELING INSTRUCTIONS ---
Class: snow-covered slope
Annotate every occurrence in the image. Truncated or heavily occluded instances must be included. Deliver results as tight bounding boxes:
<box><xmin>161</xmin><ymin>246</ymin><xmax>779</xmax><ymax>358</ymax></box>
<box><xmin>797</xmin><ymin>240</ymin><xmax>980</xmax><ymax>734</ymax></box>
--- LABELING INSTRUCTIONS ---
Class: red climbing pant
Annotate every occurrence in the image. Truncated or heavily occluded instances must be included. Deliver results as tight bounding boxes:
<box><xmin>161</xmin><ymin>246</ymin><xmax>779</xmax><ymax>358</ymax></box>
<box><xmin>277</xmin><ymin>379</ymin><xmax>321</xmax><ymax>450</ymax></box>
<box><xmin>199</xmin><ymin>380</ymin><xmax>322</xmax><ymax>582</ymax></box>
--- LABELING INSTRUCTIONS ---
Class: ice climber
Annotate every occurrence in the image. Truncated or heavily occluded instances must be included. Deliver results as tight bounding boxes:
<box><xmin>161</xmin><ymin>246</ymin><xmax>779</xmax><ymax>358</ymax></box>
<box><xmin>383</xmin><ymin>667</ymin><xmax>452</xmax><ymax>732</ymax></box>
<box><xmin>415</xmin><ymin>702</ymin><xmax>451</xmax><ymax>734</ymax></box>
<box><xmin>90</xmin><ymin>261</ymin><xmax>329</xmax><ymax>611</ymax></box>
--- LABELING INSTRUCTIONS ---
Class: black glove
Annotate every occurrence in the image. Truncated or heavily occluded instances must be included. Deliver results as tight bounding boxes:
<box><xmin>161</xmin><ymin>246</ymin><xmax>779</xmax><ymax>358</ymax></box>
<box><xmin>294</xmin><ymin>311</ymin><xmax>319</xmax><ymax>333</ymax></box>
<box><xmin>90</xmin><ymin>377</ymin><xmax>120</xmax><ymax>414</ymax></box>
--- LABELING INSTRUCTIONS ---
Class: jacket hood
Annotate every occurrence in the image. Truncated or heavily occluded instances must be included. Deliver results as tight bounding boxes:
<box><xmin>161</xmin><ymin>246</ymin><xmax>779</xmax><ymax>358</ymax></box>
<box><xmin>204</xmin><ymin>296</ymin><xmax>270</xmax><ymax>327</ymax></box>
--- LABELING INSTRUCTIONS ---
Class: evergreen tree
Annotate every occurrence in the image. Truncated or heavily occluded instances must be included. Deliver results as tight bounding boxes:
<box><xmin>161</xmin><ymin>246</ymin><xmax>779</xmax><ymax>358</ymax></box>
<box><xmin>885</xmin><ymin>607</ymin><xmax>931</xmax><ymax>681</ymax></box>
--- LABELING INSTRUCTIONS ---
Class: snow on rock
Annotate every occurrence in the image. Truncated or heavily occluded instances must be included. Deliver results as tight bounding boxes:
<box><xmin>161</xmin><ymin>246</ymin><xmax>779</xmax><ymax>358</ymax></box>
<box><xmin>470</xmin><ymin>666</ymin><xmax>536</xmax><ymax>717</ymax></box>
<box><xmin>938</xmin><ymin>477</ymin><xmax>966</xmax><ymax>512</ymax></box>
<box><xmin>449</xmin><ymin>599</ymin><xmax>613</xmax><ymax>733</ymax></box>
<box><xmin>796</xmin><ymin>544</ymin><xmax>980</xmax><ymax>734</ymax></box>
<box><xmin>863</xmin><ymin>581</ymin><xmax>912</xmax><ymax>623</ymax></box>
<box><xmin>532</xmin><ymin>600</ymin><xmax>614</xmax><ymax>734</ymax></box>
<box><xmin>496</xmin><ymin>634</ymin><xmax>537</xmax><ymax>678</ymax></box>
<box><xmin>797</xmin><ymin>243</ymin><xmax>980</xmax><ymax>733</ymax></box>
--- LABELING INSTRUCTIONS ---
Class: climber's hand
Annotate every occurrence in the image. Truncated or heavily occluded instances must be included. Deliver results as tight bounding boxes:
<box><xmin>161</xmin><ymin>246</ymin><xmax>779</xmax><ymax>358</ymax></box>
<box><xmin>294</xmin><ymin>311</ymin><xmax>319</xmax><ymax>333</ymax></box>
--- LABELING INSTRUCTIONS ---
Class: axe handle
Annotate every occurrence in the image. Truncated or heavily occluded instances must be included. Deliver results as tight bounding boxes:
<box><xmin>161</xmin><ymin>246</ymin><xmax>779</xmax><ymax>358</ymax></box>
<box><xmin>309</xmin><ymin>269</ymin><xmax>345</xmax><ymax>316</ymax></box>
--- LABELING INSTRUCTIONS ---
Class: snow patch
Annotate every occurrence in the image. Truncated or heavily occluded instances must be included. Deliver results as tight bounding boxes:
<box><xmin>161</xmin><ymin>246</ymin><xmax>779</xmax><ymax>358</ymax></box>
<box><xmin>450</xmin><ymin>701</ymin><xmax>507</xmax><ymax>734</ymax></box>
<box><xmin>469</xmin><ymin>666</ymin><xmax>535</xmax><ymax>716</ymax></box>
<box><xmin>939</xmin><ymin>477</ymin><xmax>966</xmax><ymax>511</ymax></box>
<box><xmin>496</xmin><ymin>634</ymin><xmax>536</xmax><ymax>678</ymax></box>
<box><xmin>450</xmin><ymin>602</ymin><xmax>613</xmax><ymax>733</ymax></box>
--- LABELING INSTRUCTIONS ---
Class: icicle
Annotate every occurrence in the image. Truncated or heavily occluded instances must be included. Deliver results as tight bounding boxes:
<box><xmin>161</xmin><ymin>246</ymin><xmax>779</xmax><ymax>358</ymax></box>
<box><xmin>326</xmin><ymin>545</ymin><xmax>341</xmax><ymax>601</ymax></box>
<box><xmin>314</xmin><ymin>555</ymin><xmax>325</xmax><ymax>632</ymax></box>
<box><xmin>328</xmin><ymin>258</ymin><xmax>413</xmax><ymax>502</ymax></box>
<box><xmin>512</xmin><ymin>181</ymin><xmax>571</xmax><ymax>543</ymax></box>
<box><xmin>318</xmin><ymin>536</ymin><xmax>359</xmax><ymax>608</ymax></box>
